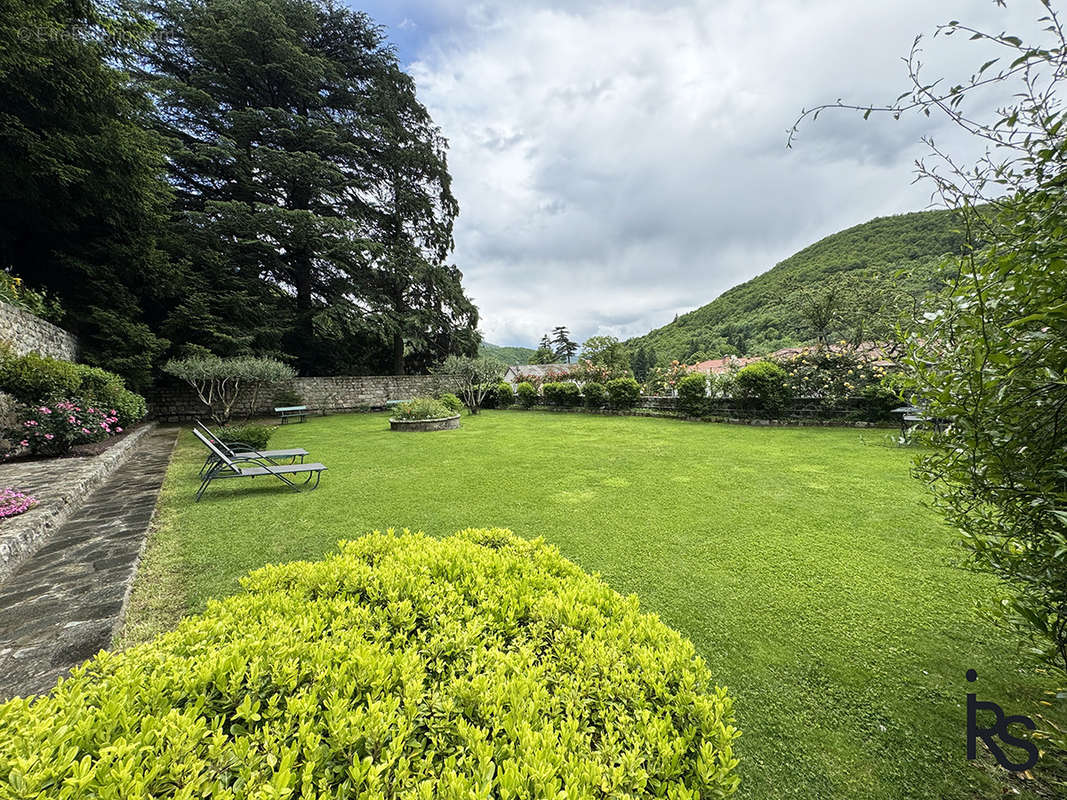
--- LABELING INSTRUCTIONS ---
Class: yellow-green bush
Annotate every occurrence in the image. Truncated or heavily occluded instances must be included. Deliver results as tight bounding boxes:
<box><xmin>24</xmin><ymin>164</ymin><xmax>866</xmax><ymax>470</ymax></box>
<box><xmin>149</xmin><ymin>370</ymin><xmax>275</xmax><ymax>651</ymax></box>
<box><xmin>0</xmin><ymin>529</ymin><xmax>740</xmax><ymax>799</ymax></box>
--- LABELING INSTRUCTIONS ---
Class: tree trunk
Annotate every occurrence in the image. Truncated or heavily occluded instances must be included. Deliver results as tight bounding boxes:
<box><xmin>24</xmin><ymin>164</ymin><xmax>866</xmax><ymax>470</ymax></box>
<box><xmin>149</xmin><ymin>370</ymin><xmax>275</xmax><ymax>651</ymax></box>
<box><xmin>392</xmin><ymin>331</ymin><xmax>405</xmax><ymax>375</ymax></box>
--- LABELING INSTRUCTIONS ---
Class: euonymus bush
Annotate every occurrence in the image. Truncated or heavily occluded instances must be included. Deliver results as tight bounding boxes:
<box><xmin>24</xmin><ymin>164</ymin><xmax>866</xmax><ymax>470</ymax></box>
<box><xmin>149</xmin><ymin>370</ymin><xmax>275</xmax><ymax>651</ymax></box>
<box><xmin>0</xmin><ymin>529</ymin><xmax>740</xmax><ymax>798</ymax></box>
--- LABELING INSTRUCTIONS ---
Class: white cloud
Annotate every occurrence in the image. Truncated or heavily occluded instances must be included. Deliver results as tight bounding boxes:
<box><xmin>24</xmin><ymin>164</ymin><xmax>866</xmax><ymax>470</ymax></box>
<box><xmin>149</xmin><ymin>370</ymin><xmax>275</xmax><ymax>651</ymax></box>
<box><xmin>407</xmin><ymin>0</ymin><xmax>1042</xmax><ymax>346</ymax></box>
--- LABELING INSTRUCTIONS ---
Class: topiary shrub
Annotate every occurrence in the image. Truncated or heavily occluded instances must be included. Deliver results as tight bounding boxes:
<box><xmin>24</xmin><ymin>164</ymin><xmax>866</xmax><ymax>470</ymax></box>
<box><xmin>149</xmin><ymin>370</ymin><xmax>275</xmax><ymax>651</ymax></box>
<box><xmin>494</xmin><ymin>381</ymin><xmax>514</xmax><ymax>408</ymax></box>
<box><xmin>677</xmin><ymin>373</ymin><xmax>710</xmax><ymax>417</ymax></box>
<box><xmin>582</xmin><ymin>381</ymin><xmax>607</xmax><ymax>408</ymax></box>
<box><xmin>606</xmin><ymin>376</ymin><xmax>641</xmax><ymax>409</ymax></box>
<box><xmin>735</xmin><ymin>361</ymin><xmax>791</xmax><ymax>416</ymax></box>
<box><xmin>437</xmin><ymin>392</ymin><xmax>464</xmax><ymax>414</ymax></box>
<box><xmin>0</xmin><ymin>529</ymin><xmax>740</xmax><ymax>798</ymax></box>
<box><xmin>214</xmin><ymin>423</ymin><xmax>276</xmax><ymax>450</ymax></box>
<box><xmin>516</xmin><ymin>380</ymin><xmax>538</xmax><ymax>408</ymax></box>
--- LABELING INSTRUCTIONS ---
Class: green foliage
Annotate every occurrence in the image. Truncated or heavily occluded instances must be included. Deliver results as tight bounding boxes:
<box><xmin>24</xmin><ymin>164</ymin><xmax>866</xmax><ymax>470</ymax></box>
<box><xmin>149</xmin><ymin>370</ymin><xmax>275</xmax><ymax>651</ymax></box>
<box><xmin>214</xmin><ymin>423</ymin><xmax>276</xmax><ymax>450</ymax></box>
<box><xmin>626</xmin><ymin>208</ymin><xmax>971</xmax><ymax>361</ymax></box>
<box><xmin>606</xmin><ymin>377</ymin><xmax>640</xmax><ymax>410</ymax></box>
<box><xmin>145</xmin><ymin>0</ymin><xmax>476</xmax><ymax>375</ymax></box>
<box><xmin>516</xmin><ymin>381</ymin><xmax>538</xmax><ymax>408</ymax></box>
<box><xmin>735</xmin><ymin>362</ymin><xmax>791</xmax><ymax>416</ymax></box>
<box><xmin>642</xmin><ymin>361</ymin><xmax>692</xmax><ymax>395</ymax></box>
<box><xmin>479</xmin><ymin>342</ymin><xmax>536</xmax><ymax>365</ymax></box>
<box><xmin>436</xmin><ymin>355</ymin><xmax>505</xmax><ymax>414</ymax></box>
<box><xmin>530</xmin><ymin>345</ymin><xmax>557</xmax><ymax>365</ymax></box>
<box><xmin>582</xmin><ymin>381</ymin><xmax>607</xmax><ymax>408</ymax></box>
<box><xmin>436</xmin><ymin>392</ymin><xmax>464</xmax><ymax>414</ymax></box>
<box><xmin>391</xmin><ymin>397</ymin><xmax>453</xmax><ymax>420</ymax></box>
<box><xmin>0</xmin><ymin>528</ymin><xmax>740</xmax><ymax>798</ymax></box>
<box><xmin>677</xmin><ymin>374</ymin><xmax>710</xmax><ymax>417</ymax></box>
<box><xmin>0</xmin><ymin>353</ymin><xmax>147</xmax><ymax>427</ymax></box>
<box><xmin>543</xmin><ymin>381</ymin><xmax>580</xmax><ymax>407</ymax></box>
<box><xmin>494</xmin><ymin>382</ymin><xmax>514</xmax><ymax>408</ymax></box>
<box><xmin>0</xmin><ymin>0</ymin><xmax>172</xmax><ymax>390</ymax></box>
<box><xmin>272</xmin><ymin>387</ymin><xmax>304</xmax><ymax>408</ymax></box>
<box><xmin>0</xmin><ymin>271</ymin><xmax>62</xmax><ymax>322</ymax></box>
<box><xmin>580</xmin><ymin>335</ymin><xmax>631</xmax><ymax>373</ymax></box>
<box><xmin>164</xmin><ymin>356</ymin><xmax>296</xmax><ymax>424</ymax></box>
<box><xmin>0</xmin><ymin>352</ymin><xmax>80</xmax><ymax>404</ymax></box>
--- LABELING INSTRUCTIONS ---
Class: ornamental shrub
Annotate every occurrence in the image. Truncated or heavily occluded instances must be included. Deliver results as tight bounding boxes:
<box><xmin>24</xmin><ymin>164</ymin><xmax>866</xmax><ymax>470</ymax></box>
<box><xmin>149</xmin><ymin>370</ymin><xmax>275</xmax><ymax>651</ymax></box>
<box><xmin>582</xmin><ymin>381</ymin><xmax>607</xmax><ymax>408</ymax></box>
<box><xmin>437</xmin><ymin>392</ymin><xmax>464</xmax><ymax>414</ymax></box>
<box><xmin>6</xmin><ymin>400</ymin><xmax>120</xmax><ymax>456</ymax></box>
<box><xmin>543</xmin><ymin>382</ymin><xmax>580</xmax><ymax>407</ymax></box>
<box><xmin>164</xmin><ymin>356</ymin><xmax>297</xmax><ymax>424</ymax></box>
<box><xmin>392</xmin><ymin>397</ymin><xmax>453</xmax><ymax>421</ymax></box>
<box><xmin>734</xmin><ymin>361</ymin><xmax>791</xmax><ymax>416</ymax></box>
<box><xmin>516</xmin><ymin>381</ymin><xmax>538</xmax><ymax>408</ymax></box>
<box><xmin>0</xmin><ymin>529</ymin><xmax>740</xmax><ymax>798</ymax></box>
<box><xmin>677</xmin><ymin>373</ymin><xmax>710</xmax><ymax>417</ymax></box>
<box><xmin>494</xmin><ymin>381</ymin><xmax>514</xmax><ymax>408</ymax></box>
<box><xmin>0</xmin><ymin>351</ymin><xmax>80</xmax><ymax>403</ymax></box>
<box><xmin>606</xmin><ymin>376</ymin><xmax>641</xmax><ymax>409</ymax></box>
<box><xmin>214</xmin><ymin>423</ymin><xmax>275</xmax><ymax>450</ymax></box>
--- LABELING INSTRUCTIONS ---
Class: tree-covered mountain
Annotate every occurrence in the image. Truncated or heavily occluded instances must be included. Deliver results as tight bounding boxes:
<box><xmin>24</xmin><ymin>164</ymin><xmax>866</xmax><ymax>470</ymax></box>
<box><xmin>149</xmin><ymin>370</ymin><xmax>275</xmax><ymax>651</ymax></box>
<box><xmin>479</xmin><ymin>342</ymin><xmax>536</xmax><ymax>364</ymax></box>
<box><xmin>625</xmin><ymin>208</ymin><xmax>973</xmax><ymax>364</ymax></box>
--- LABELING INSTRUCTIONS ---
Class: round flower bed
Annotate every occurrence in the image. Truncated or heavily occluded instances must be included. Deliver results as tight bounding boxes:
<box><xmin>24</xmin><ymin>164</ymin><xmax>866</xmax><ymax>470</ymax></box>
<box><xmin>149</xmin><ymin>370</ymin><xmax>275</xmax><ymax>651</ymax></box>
<box><xmin>389</xmin><ymin>396</ymin><xmax>461</xmax><ymax>431</ymax></box>
<box><xmin>0</xmin><ymin>488</ymin><xmax>38</xmax><ymax>519</ymax></box>
<box><xmin>0</xmin><ymin>529</ymin><xmax>741</xmax><ymax>797</ymax></box>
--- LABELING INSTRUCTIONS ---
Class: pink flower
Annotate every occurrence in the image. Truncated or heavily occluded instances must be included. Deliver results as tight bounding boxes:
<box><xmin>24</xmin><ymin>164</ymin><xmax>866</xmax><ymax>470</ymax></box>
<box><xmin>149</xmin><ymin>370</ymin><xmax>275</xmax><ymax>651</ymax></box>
<box><xmin>116</xmin><ymin>427</ymin><xmax>123</xmax><ymax>432</ymax></box>
<box><xmin>100</xmin><ymin>422</ymin><xmax>108</xmax><ymax>428</ymax></box>
<box><xmin>68</xmin><ymin>416</ymin><xmax>76</xmax><ymax>423</ymax></box>
<box><xmin>81</xmin><ymin>428</ymin><xmax>90</xmax><ymax>434</ymax></box>
<box><xmin>109</xmin><ymin>409</ymin><xmax>117</xmax><ymax>415</ymax></box>
<box><xmin>19</xmin><ymin>440</ymin><xmax>28</xmax><ymax>447</ymax></box>
<box><xmin>44</xmin><ymin>433</ymin><xmax>54</xmax><ymax>440</ymax></box>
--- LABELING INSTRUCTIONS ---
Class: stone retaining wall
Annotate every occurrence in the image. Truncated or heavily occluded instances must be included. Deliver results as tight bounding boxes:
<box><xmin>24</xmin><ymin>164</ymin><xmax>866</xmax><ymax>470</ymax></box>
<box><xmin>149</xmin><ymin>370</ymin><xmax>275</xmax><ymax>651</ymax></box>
<box><xmin>0</xmin><ymin>423</ymin><xmax>157</xmax><ymax>584</ymax></box>
<box><xmin>148</xmin><ymin>375</ymin><xmax>462</xmax><ymax>421</ymax></box>
<box><xmin>0</xmin><ymin>300</ymin><xmax>78</xmax><ymax>361</ymax></box>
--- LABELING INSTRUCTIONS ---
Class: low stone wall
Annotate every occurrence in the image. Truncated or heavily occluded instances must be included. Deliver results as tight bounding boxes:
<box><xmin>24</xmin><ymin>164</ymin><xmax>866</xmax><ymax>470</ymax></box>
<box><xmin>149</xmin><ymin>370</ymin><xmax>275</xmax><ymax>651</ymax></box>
<box><xmin>0</xmin><ymin>300</ymin><xmax>78</xmax><ymax>361</ymax></box>
<box><xmin>148</xmin><ymin>375</ymin><xmax>461</xmax><ymax>422</ymax></box>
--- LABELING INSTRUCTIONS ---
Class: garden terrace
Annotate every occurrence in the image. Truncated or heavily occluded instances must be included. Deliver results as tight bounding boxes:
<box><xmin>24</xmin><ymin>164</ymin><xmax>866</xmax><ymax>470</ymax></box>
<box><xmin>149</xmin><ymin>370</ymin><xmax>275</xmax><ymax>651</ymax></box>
<box><xmin>121</xmin><ymin>410</ymin><xmax>1066</xmax><ymax>800</ymax></box>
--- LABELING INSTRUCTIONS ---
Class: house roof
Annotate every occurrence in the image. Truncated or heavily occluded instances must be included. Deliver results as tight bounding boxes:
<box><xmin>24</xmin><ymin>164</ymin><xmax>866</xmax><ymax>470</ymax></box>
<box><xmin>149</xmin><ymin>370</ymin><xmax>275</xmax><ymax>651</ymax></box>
<box><xmin>689</xmin><ymin>356</ymin><xmax>759</xmax><ymax>374</ymax></box>
<box><xmin>504</xmin><ymin>364</ymin><xmax>568</xmax><ymax>377</ymax></box>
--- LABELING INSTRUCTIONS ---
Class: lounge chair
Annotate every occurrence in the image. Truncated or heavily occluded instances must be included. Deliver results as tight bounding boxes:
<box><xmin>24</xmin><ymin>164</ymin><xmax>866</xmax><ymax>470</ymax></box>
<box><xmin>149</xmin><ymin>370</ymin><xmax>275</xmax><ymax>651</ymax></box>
<box><xmin>192</xmin><ymin>429</ymin><xmax>326</xmax><ymax>502</ymax></box>
<box><xmin>195</xmin><ymin>420</ymin><xmax>309</xmax><ymax>476</ymax></box>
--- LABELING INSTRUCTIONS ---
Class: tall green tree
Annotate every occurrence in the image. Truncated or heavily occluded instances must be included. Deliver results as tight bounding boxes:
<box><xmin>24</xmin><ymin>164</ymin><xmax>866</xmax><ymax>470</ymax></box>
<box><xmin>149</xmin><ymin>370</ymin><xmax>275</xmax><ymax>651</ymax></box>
<box><xmin>581</xmin><ymin>335</ymin><xmax>630</xmax><ymax>372</ymax></box>
<box><xmin>143</xmin><ymin>0</ymin><xmax>477</xmax><ymax>374</ymax></box>
<box><xmin>0</xmin><ymin>0</ymin><xmax>172</xmax><ymax>388</ymax></box>
<box><xmin>551</xmin><ymin>325</ymin><xmax>578</xmax><ymax>363</ymax></box>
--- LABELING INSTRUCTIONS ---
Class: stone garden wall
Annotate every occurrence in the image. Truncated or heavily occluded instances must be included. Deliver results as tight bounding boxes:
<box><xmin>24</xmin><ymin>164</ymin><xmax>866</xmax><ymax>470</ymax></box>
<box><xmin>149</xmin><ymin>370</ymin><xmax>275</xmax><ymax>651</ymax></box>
<box><xmin>148</xmin><ymin>374</ymin><xmax>462</xmax><ymax>421</ymax></box>
<box><xmin>0</xmin><ymin>300</ymin><xmax>78</xmax><ymax>361</ymax></box>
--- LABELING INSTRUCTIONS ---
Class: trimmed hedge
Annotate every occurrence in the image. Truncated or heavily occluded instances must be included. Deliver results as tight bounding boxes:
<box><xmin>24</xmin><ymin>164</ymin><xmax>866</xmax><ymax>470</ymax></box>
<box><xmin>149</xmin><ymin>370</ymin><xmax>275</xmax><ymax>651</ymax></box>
<box><xmin>677</xmin><ymin>374</ymin><xmax>709</xmax><ymax>417</ymax></box>
<box><xmin>494</xmin><ymin>381</ymin><xmax>514</xmax><ymax>408</ymax></box>
<box><xmin>0</xmin><ymin>529</ymin><xmax>740</xmax><ymax>798</ymax></box>
<box><xmin>606</xmin><ymin>376</ymin><xmax>641</xmax><ymax>409</ymax></box>
<box><xmin>437</xmin><ymin>392</ymin><xmax>464</xmax><ymax>414</ymax></box>
<box><xmin>543</xmin><ymin>381</ymin><xmax>580</xmax><ymax>407</ymax></box>
<box><xmin>516</xmin><ymin>381</ymin><xmax>538</xmax><ymax>408</ymax></box>
<box><xmin>735</xmin><ymin>361</ymin><xmax>791</xmax><ymax>415</ymax></box>
<box><xmin>582</xmin><ymin>381</ymin><xmax>607</xmax><ymax>408</ymax></box>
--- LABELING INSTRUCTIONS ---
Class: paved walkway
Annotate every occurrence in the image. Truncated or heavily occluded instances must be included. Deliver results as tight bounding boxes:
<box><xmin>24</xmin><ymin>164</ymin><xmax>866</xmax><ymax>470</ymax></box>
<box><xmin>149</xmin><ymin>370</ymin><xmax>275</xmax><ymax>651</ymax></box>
<box><xmin>0</xmin><ymin>427</ymin><xmax>177</xmax><ymax>700</ymax></box>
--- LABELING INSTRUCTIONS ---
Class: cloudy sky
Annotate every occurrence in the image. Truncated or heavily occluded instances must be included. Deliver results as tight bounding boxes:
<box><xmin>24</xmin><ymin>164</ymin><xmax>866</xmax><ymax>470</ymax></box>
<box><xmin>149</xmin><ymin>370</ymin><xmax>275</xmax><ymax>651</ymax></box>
<box><xmin>356</xmin><ymin>0</ymin><xmax>1043</xmax><ymax>348</ymax></box>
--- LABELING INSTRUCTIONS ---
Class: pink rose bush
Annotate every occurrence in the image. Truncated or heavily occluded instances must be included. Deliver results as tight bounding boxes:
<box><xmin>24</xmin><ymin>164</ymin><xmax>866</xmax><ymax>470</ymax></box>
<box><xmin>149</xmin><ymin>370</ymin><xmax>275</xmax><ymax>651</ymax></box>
<box><xmin>0</xmin><ymin>488</ymin><xmax>38</xmax><ymax>519</ymax></box>
<box><xmin>5</xmin><ymin>401</ymin><xmax>121</xmax><ymax>457</ymax></box>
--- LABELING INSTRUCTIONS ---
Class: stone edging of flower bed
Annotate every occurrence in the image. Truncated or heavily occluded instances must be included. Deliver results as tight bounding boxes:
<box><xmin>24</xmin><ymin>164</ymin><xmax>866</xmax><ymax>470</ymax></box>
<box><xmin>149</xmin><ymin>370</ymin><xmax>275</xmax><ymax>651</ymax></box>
<box><xmin>0</xmin><ymin>422</ymin><xmax>157</xmax><ymax>584</ymax></box>
<box><xmin>389</xmin><ymin>414</ymin><xmax>461</xmax><ymax>432</ymax></box>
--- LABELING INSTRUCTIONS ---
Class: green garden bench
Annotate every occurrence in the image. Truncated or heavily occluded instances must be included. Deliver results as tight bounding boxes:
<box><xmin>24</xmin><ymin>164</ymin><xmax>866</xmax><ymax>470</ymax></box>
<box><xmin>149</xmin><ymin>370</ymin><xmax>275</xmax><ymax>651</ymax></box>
<box><xmin>275</xmin><ymin>405</ymin><xmax>308</xmax><ymax>424</ymax></box>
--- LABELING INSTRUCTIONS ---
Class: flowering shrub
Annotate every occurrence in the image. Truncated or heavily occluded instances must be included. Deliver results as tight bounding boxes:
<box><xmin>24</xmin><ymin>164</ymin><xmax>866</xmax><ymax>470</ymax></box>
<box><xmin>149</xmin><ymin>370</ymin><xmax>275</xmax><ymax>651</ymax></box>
<box><xmin>642</xmin><ymin>360</ymin><xmax>692</xmax><ymax>394</ymax></box>
<box><xmin>0</xmin><ymin>488</ymin><xmax>38</xmax><ymax>518</ymax></box>
<box><xmin>777</xmin><ymin>347</ymin><xmax>890</xmax><ymax>403</ymax></box>
<box><xmin>5</xmin><ymin>401</ymin><xmax>121</xmax><ymax>457</ymax></box>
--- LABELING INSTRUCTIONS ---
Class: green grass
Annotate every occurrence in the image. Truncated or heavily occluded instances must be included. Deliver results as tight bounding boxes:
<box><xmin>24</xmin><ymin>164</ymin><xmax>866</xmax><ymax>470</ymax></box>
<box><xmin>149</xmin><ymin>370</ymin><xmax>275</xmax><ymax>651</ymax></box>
<box><xmin>125</xmin><ymin>411</ymin><xmax>1064</xmax><ymax>799</ymax></box>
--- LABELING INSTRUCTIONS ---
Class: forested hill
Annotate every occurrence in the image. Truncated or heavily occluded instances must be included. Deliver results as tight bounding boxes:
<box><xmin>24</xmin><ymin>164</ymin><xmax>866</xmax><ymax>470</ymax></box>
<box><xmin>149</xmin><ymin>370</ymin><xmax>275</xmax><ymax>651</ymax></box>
<box><xmin>479</xmin><ymin>342</ymin><xmax>536</xmax><ymax>364</ymax></box>
<box><xmin>625</xmin><ymin>208</ymin><xmax>971</xmax><ymax>363</ymax></box>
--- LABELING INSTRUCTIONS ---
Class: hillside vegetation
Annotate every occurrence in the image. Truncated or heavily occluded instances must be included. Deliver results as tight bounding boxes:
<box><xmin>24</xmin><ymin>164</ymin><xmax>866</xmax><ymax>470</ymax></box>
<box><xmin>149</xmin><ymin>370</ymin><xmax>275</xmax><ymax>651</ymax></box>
<box><xmin>626</xmin><ymin>208</ymin><xmax>972</xmax><ymax>363</ymax></box>
<box><xmin>479</xmin><ymin>342</ymin><xmax>536</xmax><ymax>364</ymax></box>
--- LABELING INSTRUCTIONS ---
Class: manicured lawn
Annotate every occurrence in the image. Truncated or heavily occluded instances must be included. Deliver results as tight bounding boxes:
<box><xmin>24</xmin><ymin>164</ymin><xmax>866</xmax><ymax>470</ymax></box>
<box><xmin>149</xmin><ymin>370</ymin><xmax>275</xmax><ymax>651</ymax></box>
<box><xmin>124</xmin><ymin>411</ymin><xmax>1064</xmax><ymax>799</ymax></box>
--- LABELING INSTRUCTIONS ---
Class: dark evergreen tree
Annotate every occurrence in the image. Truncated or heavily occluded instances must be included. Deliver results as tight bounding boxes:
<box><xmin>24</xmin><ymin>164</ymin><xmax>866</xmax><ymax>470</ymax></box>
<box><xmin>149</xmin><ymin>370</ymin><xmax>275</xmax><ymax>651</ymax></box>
<box><xmin>551</xmin><ymin>325</ymin><xmax>578</xmax><ymax>363</ymax></box>
<box><xmin>0</xmin><ymin>0</ymin><xmax>172</xmax><ymax>388</ymax></box>
<box><xmin>143</xmin><ymin>0</ymin><xmax>477</xmax><ymax>373</ymax></box>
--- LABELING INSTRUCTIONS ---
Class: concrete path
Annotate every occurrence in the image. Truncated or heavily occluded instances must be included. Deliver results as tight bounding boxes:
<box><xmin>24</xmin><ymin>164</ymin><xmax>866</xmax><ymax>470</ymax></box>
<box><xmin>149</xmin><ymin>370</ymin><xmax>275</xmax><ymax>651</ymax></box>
<box><xmin>0</xmin><ymin>427</ymin><xmax>177</xmax><ymax>701</ymax></box>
